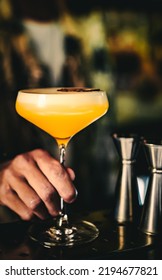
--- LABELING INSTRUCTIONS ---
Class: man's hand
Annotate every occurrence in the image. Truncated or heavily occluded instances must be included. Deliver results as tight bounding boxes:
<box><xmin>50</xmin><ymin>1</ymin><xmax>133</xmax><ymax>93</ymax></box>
<box><xmin>0</xmin><ymin>149</ymin><xmax>76</xmax><ymax>220</ymax></box>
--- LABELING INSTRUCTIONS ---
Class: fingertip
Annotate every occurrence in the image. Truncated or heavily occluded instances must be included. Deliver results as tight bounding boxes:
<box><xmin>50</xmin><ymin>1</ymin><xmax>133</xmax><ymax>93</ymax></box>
<box><xmin>69</xmin><ymin>187</ymin><xmax>78</xmax><ymax>203</ymax></box>
<box><xmin>66</xmin><ymin>167</ymin><xmax>75</xmax><ymax>181</ymax></box>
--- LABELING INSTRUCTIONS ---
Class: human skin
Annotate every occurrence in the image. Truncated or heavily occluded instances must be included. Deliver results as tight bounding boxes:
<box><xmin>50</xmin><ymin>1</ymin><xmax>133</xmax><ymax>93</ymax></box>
<box><xmin>0</xmin><ymin>149</ymin><xmax>76</xmax><ymax>220</ymax></box>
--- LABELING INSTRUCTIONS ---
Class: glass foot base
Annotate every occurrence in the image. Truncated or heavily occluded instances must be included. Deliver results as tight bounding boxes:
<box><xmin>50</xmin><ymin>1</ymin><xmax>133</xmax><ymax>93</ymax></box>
<box><xmin>28</xmin><ymin>218</ymin><xmax>99</xmax><ymax>247</ymax></box>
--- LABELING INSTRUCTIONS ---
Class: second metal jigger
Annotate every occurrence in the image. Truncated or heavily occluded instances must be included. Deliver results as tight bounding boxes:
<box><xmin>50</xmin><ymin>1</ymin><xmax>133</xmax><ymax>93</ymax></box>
<box><xmin>112</xmin><ymin>134</ymin><xmax>140</xmax><ymax>224</ymax></box>
<box><xmin>140</xmin><ymin>141</ymin><xmax>162</xmax><ymax>235</ymax></box>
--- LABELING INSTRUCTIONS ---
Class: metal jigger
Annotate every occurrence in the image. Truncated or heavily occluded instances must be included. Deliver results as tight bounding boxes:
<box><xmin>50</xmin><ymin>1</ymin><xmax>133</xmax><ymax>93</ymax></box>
<box><xmin>112</xmin><ymin>134</ymin><xmax>140</xmax><ymax>224</ymax></box>
<box><xmin>140</xmin><ymin>141</ymin><xmax>162</xmax><ymax>235</ymax></box>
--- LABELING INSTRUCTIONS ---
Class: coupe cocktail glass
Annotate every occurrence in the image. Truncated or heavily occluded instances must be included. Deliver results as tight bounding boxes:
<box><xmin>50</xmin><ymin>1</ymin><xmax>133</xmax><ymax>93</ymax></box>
<box><xmin>16</xmin><ymin>87</ymin><xmax>109</xmax><ymax>247</ymax></box>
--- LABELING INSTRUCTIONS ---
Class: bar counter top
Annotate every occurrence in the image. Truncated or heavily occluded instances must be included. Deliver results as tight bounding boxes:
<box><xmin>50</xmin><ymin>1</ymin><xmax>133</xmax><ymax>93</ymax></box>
<box><xmin>0</xmin><ymin>206</ymin><xmax>161</xmax><ymax>260</ymax></box>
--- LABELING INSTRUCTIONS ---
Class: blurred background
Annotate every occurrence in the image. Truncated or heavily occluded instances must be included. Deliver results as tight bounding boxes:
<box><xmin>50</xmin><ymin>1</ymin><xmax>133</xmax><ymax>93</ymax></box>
<box><xmin>1</xmin><ymin>0</ymin><xmax>162</xmax><ymax>213</ymax></box>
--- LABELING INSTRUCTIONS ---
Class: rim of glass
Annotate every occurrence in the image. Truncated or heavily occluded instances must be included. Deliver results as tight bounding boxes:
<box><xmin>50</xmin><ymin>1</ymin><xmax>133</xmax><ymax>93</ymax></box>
<box><xmin>19</xmin><ymin>87</ymin><xmax>105</xmax><ymax>95</ymax></box>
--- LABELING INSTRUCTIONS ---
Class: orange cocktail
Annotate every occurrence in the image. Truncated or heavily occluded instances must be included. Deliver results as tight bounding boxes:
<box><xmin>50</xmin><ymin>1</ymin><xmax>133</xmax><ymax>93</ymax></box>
<box><xmin>16</xmin><ymin>87</ymin><xmax>108</xmax><ymax>146</ymax></box>
<box><xmin>15</xmin><ymin>87</ymin><xmax>109</xmax><ymax>247</ymax></box>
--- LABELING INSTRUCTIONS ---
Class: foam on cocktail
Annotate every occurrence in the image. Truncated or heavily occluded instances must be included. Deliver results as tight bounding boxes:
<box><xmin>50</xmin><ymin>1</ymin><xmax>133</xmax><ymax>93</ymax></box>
<box><xmin>16</xmin><ymin>88</ymin><xmax>107</xmax><ymax>109</ymax></box>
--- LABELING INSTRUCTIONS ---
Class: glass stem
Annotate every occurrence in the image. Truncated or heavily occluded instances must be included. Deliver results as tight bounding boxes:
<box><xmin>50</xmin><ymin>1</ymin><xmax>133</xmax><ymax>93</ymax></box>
<box><xmin>58</xmin><ymin>144</ymin><xmax>68</xmax><ymax>226</ymax></box>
